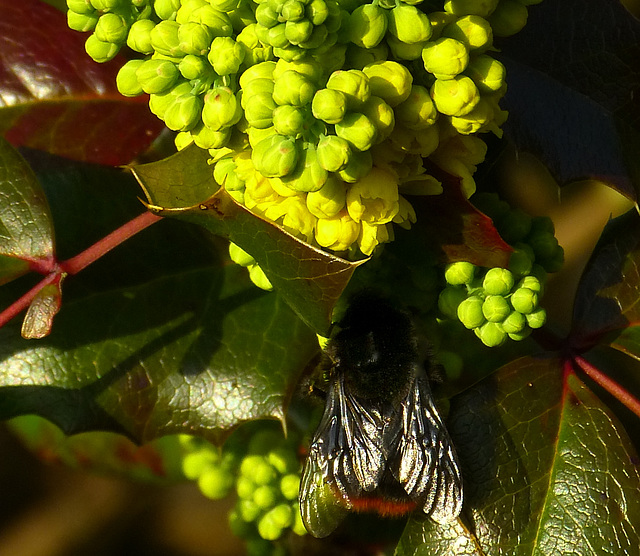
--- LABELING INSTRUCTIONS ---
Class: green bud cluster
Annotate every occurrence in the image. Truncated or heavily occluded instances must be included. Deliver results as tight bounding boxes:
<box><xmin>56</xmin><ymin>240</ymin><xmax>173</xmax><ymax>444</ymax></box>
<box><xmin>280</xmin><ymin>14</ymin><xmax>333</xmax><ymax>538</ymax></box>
<box><xmin>228</xmin><ymin>429</ymin><xmax>307</xmax><ymax>553</ymax></box>
<box><xmin>438</xmin><ymin>193</ymin><xmax>562</xmax><ymax>347</ymax></box>
<box><xmin>69</xmin><ymin>0</ymin><xmax>540</xmax><ymax>258</ymax></box>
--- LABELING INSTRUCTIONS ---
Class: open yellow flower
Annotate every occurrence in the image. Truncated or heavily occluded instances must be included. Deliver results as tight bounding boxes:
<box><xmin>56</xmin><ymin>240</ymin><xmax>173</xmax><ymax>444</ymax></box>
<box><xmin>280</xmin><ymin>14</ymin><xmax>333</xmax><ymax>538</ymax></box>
<box><xmin>346</xmin><ymin>167</ymin><xmax>399</xmax><ymax>224</ymax></box>
<box><xmin>315</xmin><ymin>212</ymin><xmax>361</xmax><ymax>252</ymax></box>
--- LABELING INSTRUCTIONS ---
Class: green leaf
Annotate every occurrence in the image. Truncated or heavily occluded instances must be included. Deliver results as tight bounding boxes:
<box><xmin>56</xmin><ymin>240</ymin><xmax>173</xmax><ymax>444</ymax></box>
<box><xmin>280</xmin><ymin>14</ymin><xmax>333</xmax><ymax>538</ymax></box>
<box><xmin>397</xmin><ymin>356</ymin><xmax>640</xmax><ymax>555</ymax></box>
<box><xmin>571</xmin><ymin>209</ymin><xmax>640</xmax><ymax>348</ymax></box>
<box><xmin>0</xmin><ymin>154</ymin><xmax>318</xmax><ymax>443</ymax></box>
<box><xmin>0</xmin><ymin>137</ymin><xmax>55</xmax><ymax>281</ymax></box>
<box><xmin>132</xmin><ymin>145</ymin><xmax>362</xmax><ymax>335</ymax></box>
<box><xmin>8</xmin><ymin>414</ymin><xmax>187</xmax><ymax>483</ymax></box>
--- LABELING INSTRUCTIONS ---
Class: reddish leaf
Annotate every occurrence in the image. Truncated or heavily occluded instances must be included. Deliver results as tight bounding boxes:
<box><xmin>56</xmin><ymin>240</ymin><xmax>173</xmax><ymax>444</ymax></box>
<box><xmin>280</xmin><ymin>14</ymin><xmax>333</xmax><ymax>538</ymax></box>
<box><xmin>0</xmin><ymin>0</ymin><xmax>164</xmax><ymax>165</ymax></box>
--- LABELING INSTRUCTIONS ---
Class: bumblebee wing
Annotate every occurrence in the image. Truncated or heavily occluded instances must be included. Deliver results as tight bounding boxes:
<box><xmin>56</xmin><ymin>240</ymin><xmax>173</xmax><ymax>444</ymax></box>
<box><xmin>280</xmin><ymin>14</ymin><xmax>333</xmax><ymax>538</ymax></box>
<box><xmin>300</xmin><ymin>374</ymin><xmax>387</xmax><ymax>537</ymax></box>
<box><xmin>393</xmin><ymin>368</ymin><xmax>463</xmax><ymax>524</ymax></box>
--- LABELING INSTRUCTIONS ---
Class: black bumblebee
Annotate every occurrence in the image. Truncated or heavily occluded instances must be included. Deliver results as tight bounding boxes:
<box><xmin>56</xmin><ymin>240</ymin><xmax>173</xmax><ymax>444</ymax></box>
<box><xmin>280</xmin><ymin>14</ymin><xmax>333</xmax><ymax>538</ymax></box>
<box><xmin>300</xmin><ymin>293</ymin><xmax>463</xmax><ymax>538</ymax></box>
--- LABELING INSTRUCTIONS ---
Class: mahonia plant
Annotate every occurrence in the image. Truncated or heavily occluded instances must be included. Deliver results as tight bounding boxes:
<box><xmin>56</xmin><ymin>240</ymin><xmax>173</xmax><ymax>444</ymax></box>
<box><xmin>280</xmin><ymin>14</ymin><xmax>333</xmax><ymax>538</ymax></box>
<box><xmin>66</xmin><ymin>0</ymin><xmax>542</xmax><ymax>292</ymax></box>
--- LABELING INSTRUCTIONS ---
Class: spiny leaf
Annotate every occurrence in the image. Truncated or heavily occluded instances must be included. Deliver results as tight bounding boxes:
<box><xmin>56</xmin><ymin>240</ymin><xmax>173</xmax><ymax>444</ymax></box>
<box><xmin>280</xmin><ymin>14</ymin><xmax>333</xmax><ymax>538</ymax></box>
<box><xmin>397</xmin><ymin>356</ymin><xmax>640</xmax><ymax>555</ymax></box>
<box><xmin>498</xmin><ymin>0</ymin><xmax>640</xmax><ymax>199</ymax></box>
<box><xmin>0</xmin><ymin>0</ymin><xmax>164</xmax><ymax>164</ymax></box>
<box><xmin>132</xmin><ymin>145</ymin><xmax>362</xmax><ymax>335</ymax></box>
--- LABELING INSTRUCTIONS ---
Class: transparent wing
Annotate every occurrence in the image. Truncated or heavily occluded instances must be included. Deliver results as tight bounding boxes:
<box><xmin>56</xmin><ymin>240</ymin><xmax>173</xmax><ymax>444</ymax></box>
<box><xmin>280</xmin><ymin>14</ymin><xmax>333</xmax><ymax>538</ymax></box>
<box><xmin>392</xmin><ymin>368</ymin><xmax>463</xmax><ymax>524</ymax></box>
<box><xmin>300</xmin><ymin>374</ymin><xmax>387</xmax><ymax>537</ymax></box>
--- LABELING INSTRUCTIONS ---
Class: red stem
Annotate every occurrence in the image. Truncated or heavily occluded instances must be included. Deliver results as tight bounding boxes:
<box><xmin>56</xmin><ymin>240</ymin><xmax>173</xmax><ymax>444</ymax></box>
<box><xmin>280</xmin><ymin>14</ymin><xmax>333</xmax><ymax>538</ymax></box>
<box><xmin>0</xmin><ymin>211</ymin><xmax>162</xmax><ymax>330</ymax></box>
<box><xmin>574</xmin><ymin>354</ymin><xmax>640</xmax><ymax>419</ymax></box>
<box><xmin>60</xmin><ymin>211</ymin><xmax>161</xmax><ymax>275</ymax></box>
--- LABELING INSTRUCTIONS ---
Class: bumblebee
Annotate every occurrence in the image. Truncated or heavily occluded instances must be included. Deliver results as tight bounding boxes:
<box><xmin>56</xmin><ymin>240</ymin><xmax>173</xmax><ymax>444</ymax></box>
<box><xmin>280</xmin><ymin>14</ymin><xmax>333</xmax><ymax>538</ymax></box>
<box><xmin>300</xmin><ymin>293</ymin><xmax>463</xmax><ymax>538</ymax></box>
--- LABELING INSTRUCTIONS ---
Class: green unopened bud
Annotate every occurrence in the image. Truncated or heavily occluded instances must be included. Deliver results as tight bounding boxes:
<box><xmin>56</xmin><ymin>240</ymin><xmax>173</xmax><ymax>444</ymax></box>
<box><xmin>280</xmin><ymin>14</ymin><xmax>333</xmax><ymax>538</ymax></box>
<box><xmin>267</xmin><ymin>23</ymin><xmax>289</xmax><ymax>48</ymax></box>
<box><xmin>472</xmin><ymin>192</ymin><xmax>509</xmax><ymax>220</ymax></box>
<box><xmin>347</xmin><ymin>4</ymin><xmax>388</xmax><ymax>48</ymax></box>
<box><xmin>444</xmin><ymin>0</ymin><xmax>499</xmax><ymax>17</ymax></box>
<box><xmin>285</xmin><ymin>19</ymin><xmax>314</xmax><ymax>45</ymax></box>
<box><xmin>326</xmin><ymin>70</ymin><xmax>370</xmax><ymax>109</ymax></box>
<box><xmin>273</xmin><ymin>71</ymin><xmax>317</xmax><ymax>106</ymax></box>
<box><xmin>255</xmin><ymin>2</ymin><xmax>279</xmax><ymax>27</ymax></box>
<box><xmin>445</xmin><ymin>261</ymin><xmax>475</xmax><ymax>285</ymax></box>
<box><xmin>176</xmin><ymin>0</ymin><xmax>206</xmax><ymax>23</ymax></box>
<box><xmin>67</xmin><ymin>10</ymin><xmax>99</xmax><ymax>32</ymax></box>
<box><xmin>526</xmin><ymin>307</ymin><xmax>546</xmax><ymax>329</ymax></box>
<box><xmin>85</xmin><ymin>35</ymin><xmax>120</xmax><ymax>63</ymax></box>
<box><xmin>428</xmin><ymin>11</ymin><xmax>458</xmax><ymax>39</ymax></box>
<box><xmin>362</xmin><ymin>61</ymin><xmax>412</xmax><ymax>107</ymax></box>
<box><xmin>508</xmin><ymin>244</ymin><xmax>534</xmax><ymax>276</ymax></box>
<box><xmin>475</xmin><ymin>321</ymin><xmax>507</xmax><ymax>347</ymax></box>
<box><xmin>178</xmin><ymin>54</ymin><xmax>211</xmax><ymax>80</ymax></box>
<box><xmin>188</xmin><ymin>5</ymin><xmax>234</xmax><ymax>37</ymax></box>
<box><xmin>67</xmin><ymin>0</ymin><xmax>95</xmax><ymax>14</ymax></box>
<box><xmin>388</xmin><ymin>4</ymin><xmax>432</xmax><ymax>44</ymax></box>
<box><xmin>257</xmin><ymin>508</ymin><xmax>286</xmax><ymax>541</ymax></box>
<box><xmin>198</xmin><ymin>467</ymin><xmax>233</xmax><ymax>500</ymax></box>
<box><xmin>208</xmin><ymin>37</ymin><xmax>245</xmax><ymax>75</ymax></box>
<box><xmin>268</xmin><ymin>503</ymin><xmax>294</xmax><ymax>528</ymax></box>
<box><xmin>305</xmin><ymin>0</ymin><xmax>329</xmax><ymax>25</ymax></box>
<box><xmin>386</xmin><ymin>34</ymin><xmax>425</xmax><ymax>61</ymax></box>
<box><xmin>465</xmin><ymin>55</ymin><xmax>506</xmax><ymax>94</ymax></box>
<box><xmin>482</xmin><ymin>295</ymin><xmax>510</xmax><ymax>323</ymax></box>
<box><xmin>193</xmin><ymin>124</ymin><xmax>231</xmax><ymax>149</ymax></box>
<box><xmin>510</xmin><ymin>287</ymin><xmax>538</xmax><ymax>314</ymax></box>
<box><xmin>543</xmin><ymin>245</ymin><xmax>564</xmax><ymax>273</ymax></box>
<box><xmin>395</xmin><ymin>85</ymin><xmax>438</xmax><ymax>130</ymax></box>
<box><xmin>176</xmin><ymin>22</ymin><xmax>212</xmax><ymax>56</ymax></box>
<box><xmin>449</xmin><ymin>97</ymin><xmax>494</xmax><ymax>134</ymax></box>
<box><xmin>335</xmin><ymin>112</ymin><xmax>377</xmax><ymax>152</ymax></box>
<box><xmin>501</xmin><ymin>310</ymin><xmax>526</xmax><ymax>334</ymax></box>
<box><xmin>89</xmin><ymin>0</ymin><xmax>121</xmax><ymax>10</ymax></box>
<box><xmin>164</xmin><ymin>93</ymin><xmax>203</xmax><ymax>131</ymax></box>
<box><xmin>488</xmin><ymin>0</ymin><xmax>528</xmax><ymax>37</ymax></box>
<box><xmin>508</xmin><ymin>327</ymin><xmax>532</xmax><ymax>342</ymax></box>
<box><xmin>442</xmin><ymin>15</ymin><xmax>492</xmax><ymax>52</ymax></box>
<box><xmin>154</xmin><ymin>0</ymin><xmax>180</xmax><ymax>20</ymax></box>
<box><xmin>316</xmin><ymin>135</ymin><xmax>351</xmax><ymax>172</ymax></box>
<box><xmin>282</xmin><ymin>143</ymin><xmax>328</xmax><ymax>192</ymax></box>
<box><xmin>422</xmin><ymin>38</ymin><xmax>469</xmax><ymax>80</ymax></box>
<box><xmin>239</xmin><ymin>61</ymin><xmax>276</xmax><ymax>90</ymax></box>
<box><xmin>518</xmin><ymin>274</ymin><xmax>543</xmax><ymax>295</ymax></box>
<box><xmin>337</xmin><ymin>150</ymin><xmax>372</xmax><ymax>183</ymax></box>
<box><xmin>312</xmin><ymin>88</ymin><xmax>347</xmax><ymax>124</ymax></box>
<box><xmin>253</xmin><ymin>484</ymin><xmax>279</xmax><ymax>509</ymax></box>
<box><xmin>126</xmin><ymin>19</ymin><xmax>155</xmax><ymax>54</ymax></box>
<box><xmin>210</xmin><ymin>0</ymin><xmax>240</xmax><ymax>9</ymax></box>
<box><xmin>438</xmin><ymin>286</ymin><xmax>467</xmax><ymax>319</ymax></box>
<box><xmin>272</xmin><ymin>105</ymin><xmax>307</xmax><ymax>136</ymax></box>
<box><xmin>149</xmin><ymin>82</ymin><xmax>190</xmax><ymax>118</ymax></box>
<box><xmin>136</xmin><ymin>59</ymin><xmax>179</xmax><ymax>94</ymax></box>
<box><xmin>280</xmin><ymin>474</ymin><xmax>300</xmax><ymax>501</ymax></box>
<box><xmin>497</xmin><ymin>208</ymin><xmax>532</xmax><ymax>244</ymax></box>
<box><xmin>252</xmin><ymin>134</ymin><xmax>299</xmax><ymax>177</ymax></box>
<box><xmin>150</xmin><ymin>20</ymin><xmax>182</xmax><ymax>57</ymax></box>
<box><xmin>300</xmin><ymin>22</ymin><xmax>330</xmax><ymax>49</ymax></box>
<box><xmin>306</xmin><ymin>175</ymin><xmax>346</xmax><ymax>217</ymax></box>
<box><xmin>483</xmin><ymin>267</ymin><xmax>514</xmax><ymax>295</ymax></box>
<box><xmin>244</xmin><ymin>92</ymin><xmax>277</xmax><ymax>128</ymax></box>
<box><xmin>361</xmin><ymin>96</ymin><xmax>395</xmax><ymax>142</ymax></box>
<box><xmin>282</xmin><ymin>0</ymin><xmax>305</xmax><ymax>21</ymax></box>
<box><xmin>528</xmin><ymin>229</ymin><xmax>560</xmax><ymax>261</ymax></box>
<box><xmin>238</xmin><ymin>499</ymin><xmax>261</xmax><ymax>522</ymax></box>
<box><xmin>94</xmin><ymin>12</ymin><xmax>129</xmax><ymax>44</ymax></box>
<box><xmin>202</xmin><ymin>86</ymin><xmax>241</xmax><ymax>130</ymax></box>
<box><xmin>457</xmin><ymin>295</ymin><xmax>485</xmax><ymax>328</ymax></box>
<box><xmin>116</xmin><ymin>59</ymin><xmax>144</xmax><ymax>97</ymax></box>
<box><xmin>430</xmin><ymin>76</ymin><xmax>480</xmax><ymax>116</ymax></box>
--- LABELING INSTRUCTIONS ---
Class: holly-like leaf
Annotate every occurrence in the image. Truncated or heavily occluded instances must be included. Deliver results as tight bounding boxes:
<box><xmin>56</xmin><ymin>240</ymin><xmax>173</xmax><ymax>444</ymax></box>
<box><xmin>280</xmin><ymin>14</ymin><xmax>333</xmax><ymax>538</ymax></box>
<box><xmin>571</xmin><ymin>209</ymin><xmax>640</xmax><ymax>349</ymax></box>
<box><xmin>133</xmin><ymin>145</ymin><xmax>362</xmax><ymax>335</ymax></box>
<box><xmin>498</xmin><ymin>0</ymin><xmax>640</xmax><ymax>199</ymax></box>
<box><xmin>0</xmin><ymin>154</ymin><xmax>318</xmax><ymax>444</ymax></box>
<box><xmin>0</xmin><ymin>0</ymin><xmax>164</xmax><ymax>165</ymax></box>
<box><xmin>396</xmin><ymin>356</ymin><xmax>640</xmax><ymax>555</ymax></box>
<box><xmin>0</xmin><ymin>137</ymin><xmax>55</xmax><ymax>282</ymax></box>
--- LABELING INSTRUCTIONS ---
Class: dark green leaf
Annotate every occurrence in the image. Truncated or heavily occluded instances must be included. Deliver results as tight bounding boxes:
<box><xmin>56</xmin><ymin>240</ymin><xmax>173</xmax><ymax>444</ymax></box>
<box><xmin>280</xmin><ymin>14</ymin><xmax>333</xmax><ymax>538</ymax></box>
<box><xmin>397</xmin><ymin>356</ymin><xmax>640</xmax><ymax>555</ymax></box>
<box><xmin>133</xmin><ymin>145</ymin><xmax>362</xmax><ymax>335</ymax></box>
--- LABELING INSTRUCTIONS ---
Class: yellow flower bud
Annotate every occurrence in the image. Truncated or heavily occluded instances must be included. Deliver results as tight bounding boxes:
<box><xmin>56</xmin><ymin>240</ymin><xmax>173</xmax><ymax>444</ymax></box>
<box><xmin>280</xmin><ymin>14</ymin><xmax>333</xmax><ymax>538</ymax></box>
<box><xmin>264</xmin><ymin>196</ymin><xmax>317</xmax><ymax>240</ymax></box>
<box><xmin>393</xmin><ymin>195</ymin><xmax>417</xmax><ymax>230</ymax></box>
<box><xmin>306</xmin><ymin>176</ymin><xmax>347</xmax><ymax>218</ymax></box>
<box><xmin>315</xmin><ymin>212</ymin><xmax>360</xmax><ymax>251</ymax></box>
<box><xmin>358</xmin><ymin>221</ymin><xmax>391</xmax><ymax>255</ymax></box>
<box><xmin>346</xmin><ymin>167</ymin><xmax>399</xmax><ymax>224</ymax></box>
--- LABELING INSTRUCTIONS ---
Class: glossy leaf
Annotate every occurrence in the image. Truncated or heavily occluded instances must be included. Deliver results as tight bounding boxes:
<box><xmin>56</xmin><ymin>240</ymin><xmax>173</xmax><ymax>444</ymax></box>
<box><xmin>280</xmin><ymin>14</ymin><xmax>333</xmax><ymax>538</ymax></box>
<box><xmin>498</xmin><ymin>0</ymin><xmax>640</xmax><ymax>199</ymax></box>
<box><xmin>0</xmin><ymin>155</ymin><xmax>318</xmax><ymax>444</ymax></box>
<box><xmin>133</xmin><ymin>145</ymin><xmax>362</xmax><ymax>335</ymax></box>
<box><xmin>0</xmin><ymin>137</ymin><xmax>55</xmax><ymax>281</ymax></box>
<box><xmin>571</xmin><ymin>209</ymin><xmax>640</xmax><ymax>349</ymax></box>
<box><xmin>396</xmin><ymin>356</ymin><xmax>640</xmax><ymax>555</ymax></box>
<box><xmin>0</xmin><ymin>0</ymin><xmax>164</xmax><ymax>165</ymax></box>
